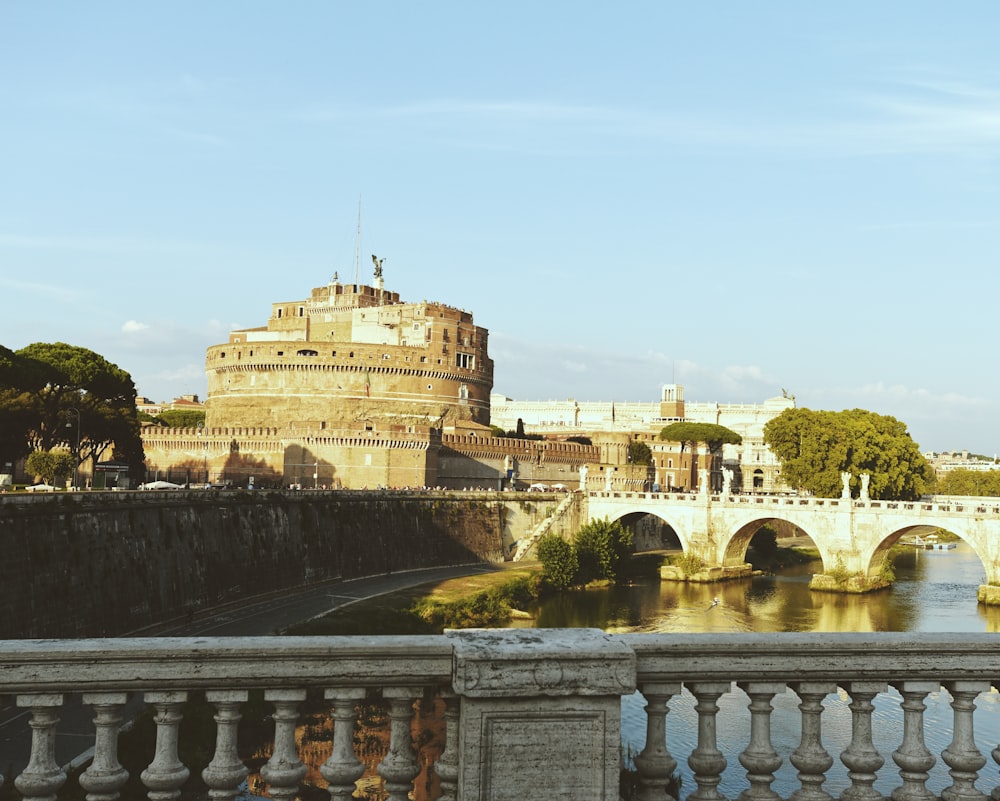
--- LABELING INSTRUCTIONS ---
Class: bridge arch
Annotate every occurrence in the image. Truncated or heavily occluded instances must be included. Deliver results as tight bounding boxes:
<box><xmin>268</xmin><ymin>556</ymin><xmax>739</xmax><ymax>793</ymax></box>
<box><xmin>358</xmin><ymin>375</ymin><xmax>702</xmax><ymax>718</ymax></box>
<box><xmin>864</xmin><ymin>523</ymin><xmax>987</xmax><ymax>585</ymax></box>
<box><xmin>598</xmin><ymin>509</ymin><xmax>692</xmax><ymax>554</ymax></box>
<box><xmin>722</xmin><ymin>516</ymin><xmax>820</xmax><ymax>569</ymax></box>
<box><xmin>584</xmin><ymin>491</ymin><xmax>1000</xmax><ymax>602</ymax></box>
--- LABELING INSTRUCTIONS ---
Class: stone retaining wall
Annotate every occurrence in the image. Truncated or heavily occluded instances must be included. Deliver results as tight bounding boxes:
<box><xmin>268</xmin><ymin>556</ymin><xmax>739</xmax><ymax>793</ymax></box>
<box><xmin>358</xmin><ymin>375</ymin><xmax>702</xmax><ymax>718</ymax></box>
<box><xmin>0</xmin><ymin>491</ymin><xmax>562</xmax><ymax>639</ymax></box>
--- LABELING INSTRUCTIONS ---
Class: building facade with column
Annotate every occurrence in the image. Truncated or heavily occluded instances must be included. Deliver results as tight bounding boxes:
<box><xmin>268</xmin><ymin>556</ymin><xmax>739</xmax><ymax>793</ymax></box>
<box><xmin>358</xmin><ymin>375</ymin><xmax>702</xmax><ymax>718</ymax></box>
<box><xmin>490</xmin><ymin>384</ymin><xmax>795</xmax><ymax>493</ymax></box>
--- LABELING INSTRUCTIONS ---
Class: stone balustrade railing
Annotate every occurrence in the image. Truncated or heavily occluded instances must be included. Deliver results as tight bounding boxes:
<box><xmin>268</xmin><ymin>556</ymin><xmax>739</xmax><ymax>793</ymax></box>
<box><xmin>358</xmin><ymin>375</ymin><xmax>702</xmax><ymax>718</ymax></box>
<box><xmin>590</xmin><ymin>489</ymin><xmax>1000</xmax><ymax>516</ymax></box>
<box><xmin>3</xmin><ymin>631</ymin><xmax>1000</xmax><ymax>800</ymax></box>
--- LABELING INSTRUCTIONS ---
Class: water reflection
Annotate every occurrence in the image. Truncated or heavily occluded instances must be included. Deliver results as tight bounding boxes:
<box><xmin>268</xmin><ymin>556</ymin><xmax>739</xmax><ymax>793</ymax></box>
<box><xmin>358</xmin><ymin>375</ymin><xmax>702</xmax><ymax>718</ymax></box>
<box><xmin>522</xmin><ymin>542</ymin><xmax>1000</xmax><ymax>633</ymax></box>
<box><xmin>265</xmin><ymin>541</ymin><xmax>1000</xmax><ymax>798</ymax></box>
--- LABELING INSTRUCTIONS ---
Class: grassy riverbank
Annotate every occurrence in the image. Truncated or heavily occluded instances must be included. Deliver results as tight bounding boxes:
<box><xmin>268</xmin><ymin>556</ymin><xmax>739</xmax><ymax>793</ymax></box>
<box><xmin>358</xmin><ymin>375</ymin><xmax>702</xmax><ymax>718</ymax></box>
<box><xmin>285</xmin><ymin>565</ymin><xmax>543</xmax><ymax>635</ymax></box>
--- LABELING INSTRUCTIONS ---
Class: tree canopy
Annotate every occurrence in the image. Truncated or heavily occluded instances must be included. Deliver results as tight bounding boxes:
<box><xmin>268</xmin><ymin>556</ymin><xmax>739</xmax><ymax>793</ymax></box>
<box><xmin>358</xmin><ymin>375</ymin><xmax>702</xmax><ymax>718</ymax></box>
<box><xmin>25</xmin><ymin>450</ymin><xmax>75</xmax><ymax>485</ymax></box>
<box><xmin>155</xmin><ymin>409</ymin><xmax>206</xmax><ymax>428</ymax></box>
<box><xmin>762</xmin><ymin>407</ymin><xmax>931</xmax><ymax>500</ymax></box>
<box><xmin>933</xmin><ymin>468</ymin><xmax>1000</xmax><ymax>497</ymax></box>
<box><xmin>627</xmin><ymin>439</ymin><xmax>652</xmax><ymax>465</ymax></box>
<box><xmin>0</xmin><ymin>342</ymin><xmax>145</xmax><ymax>478</ymax></box>
<box><xmin>659</xmin><ymin>422</ymin><xmax>742</xmax><ymax>452</ymax></box>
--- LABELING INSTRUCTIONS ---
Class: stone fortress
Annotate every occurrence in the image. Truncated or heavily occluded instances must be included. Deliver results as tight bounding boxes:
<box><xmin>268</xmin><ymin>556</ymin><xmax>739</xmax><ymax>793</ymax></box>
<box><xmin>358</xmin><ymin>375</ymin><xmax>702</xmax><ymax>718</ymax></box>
<box><xmin>205</xmin><ymin>267</ymin><xmax>492</xmax><ymax>431</ymax></box>
<box><xmin>141</xmin><ymin>265</ymin><xmax>795</xmax><ymax>493</ymax></box>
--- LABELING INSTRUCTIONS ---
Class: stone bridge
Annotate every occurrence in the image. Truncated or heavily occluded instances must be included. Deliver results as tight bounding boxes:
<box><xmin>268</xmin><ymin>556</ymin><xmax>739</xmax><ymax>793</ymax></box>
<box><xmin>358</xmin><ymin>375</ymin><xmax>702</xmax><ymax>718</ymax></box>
<box><xmin>585</xmin><ymin>488</ymin><xmax>1000</xmax><ymax>602</ymax></box>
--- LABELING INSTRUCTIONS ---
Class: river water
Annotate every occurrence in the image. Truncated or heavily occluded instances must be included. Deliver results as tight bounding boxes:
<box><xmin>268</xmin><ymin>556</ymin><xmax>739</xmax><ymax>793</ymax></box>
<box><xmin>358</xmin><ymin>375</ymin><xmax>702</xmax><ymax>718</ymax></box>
<box><xmin>250</xmin><ymin>542</ymin><xmax>1000</xmax><ymax>799</ymax></box>
<box><xmin>513</xmin><ymin>541</ymin><xmax>1000</xmax><ymax>798</ymax></box>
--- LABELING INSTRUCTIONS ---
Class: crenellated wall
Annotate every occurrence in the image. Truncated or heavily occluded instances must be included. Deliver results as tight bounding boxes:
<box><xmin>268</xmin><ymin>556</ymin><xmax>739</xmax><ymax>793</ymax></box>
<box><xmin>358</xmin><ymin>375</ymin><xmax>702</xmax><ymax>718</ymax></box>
<box><xmin>0</xmin><ymin>491</ymin><xmax>564</xmax><ymax>639</ymax></box>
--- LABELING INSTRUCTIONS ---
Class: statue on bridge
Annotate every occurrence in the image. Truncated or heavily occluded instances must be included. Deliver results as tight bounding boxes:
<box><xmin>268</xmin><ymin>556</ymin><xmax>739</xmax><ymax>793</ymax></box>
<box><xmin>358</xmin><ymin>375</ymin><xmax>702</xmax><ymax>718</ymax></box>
<box><xmin>860</xmin><ymin>472</ymin><xmax>871</xmax><ymax>502</ymax></box>
<box><xmin>699</xmin><ymin>470</ymin><xmax>709</xmax><ymax>496</ymax></box>
<box><xmin>722</xmin><ymin>468</ymin><xmax>733</xmax><ymax>496</ymax></box>
<box><xmin>579</xmin><ymin>464</ymin><xmax>588</xmax><ymax>492</ymax></box>
<box><xmin>841</xmin><ymin>471</ymin><xmax>852</xmax><ymax>499</ymax></box>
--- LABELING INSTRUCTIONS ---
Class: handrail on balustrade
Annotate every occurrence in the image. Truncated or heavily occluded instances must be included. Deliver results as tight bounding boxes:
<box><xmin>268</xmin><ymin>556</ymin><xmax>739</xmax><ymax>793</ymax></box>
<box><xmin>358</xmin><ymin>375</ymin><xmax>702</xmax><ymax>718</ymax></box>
<box><xmin>0</xmin><ymin>635</ymin><xmax>454</xmax><ymax>694</ymax></box>
<box><xmin>5</xmin><ymin>631</ymin><xmax>1000</xmax><ymax>800</ymax></box>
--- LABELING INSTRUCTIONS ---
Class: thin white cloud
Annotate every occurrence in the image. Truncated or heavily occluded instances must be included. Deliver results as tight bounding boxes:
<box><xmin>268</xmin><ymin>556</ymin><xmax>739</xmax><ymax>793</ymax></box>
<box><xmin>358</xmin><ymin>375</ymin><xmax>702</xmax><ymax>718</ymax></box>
<box><xmin>166</xmin><ymin>128</ymin><xmax>228</xmax><ymax>147</ymax></box>
<box><xmin>0</xmin><ymin>276</ymin><xmax>85</xmax><ymax>300</ymax></box>
<box><xmin>122</xmin><ymin>320</ymin><xmax>150</xmax><ymax>333</ymax></box>
<box><xmin>491</xmin><ymin>335</ymin><xmax>779</xmax><ymax>404</ymax></box>
<box><xmin>300</xmin><ymin>71</ymin><xmax>1000</xmax><ymax>158</ymax></box>
<box><xmin>0</xmin><ymin>233</ymin><xmax>220</xmax><ymax>255</ymax></box>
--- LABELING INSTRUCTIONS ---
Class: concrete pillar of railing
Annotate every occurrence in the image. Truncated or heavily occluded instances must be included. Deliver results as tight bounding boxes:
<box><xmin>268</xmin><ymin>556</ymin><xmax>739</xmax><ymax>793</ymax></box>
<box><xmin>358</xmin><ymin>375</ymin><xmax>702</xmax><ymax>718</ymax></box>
<box><xmin>448</xmin><ymin>628</ymin><xmax>636</xmax><ymax>801</ymax></box>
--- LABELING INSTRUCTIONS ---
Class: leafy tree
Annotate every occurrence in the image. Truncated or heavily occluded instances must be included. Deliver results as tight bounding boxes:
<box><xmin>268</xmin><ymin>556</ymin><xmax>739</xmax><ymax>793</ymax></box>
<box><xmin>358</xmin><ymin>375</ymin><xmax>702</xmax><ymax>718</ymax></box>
<box><xmin>537</xmin><ymin>533</ymin><xmax>579</xmax><ymax>590</ymax></box>
<box><xmin>627</xmin><ymin>439</ymin><xmax>652</xmax><ymax>465</ymax></box>
<box><xmin>515</xmin><ymin>418</ymin><xmax>525</xmax><ymax>438</ymax></box>
<box><xmin>934</xmin><ymin>468</ymin><xmax>1000</xmax><ymax>497</ymax></box>
<box><xmin>574</xmin><ymin>518</ymin><xmax>633</xmax><ymax>584</ymax></box>
<box><xmin>659</xmin><ymin>422</ymin><xmax>742</xmax><ymax>452</ymax></box>
<box><xmin>3</xmin><ymin>342</ymin><xmax>145</xmax><ymax>478</ymax></box>
<box><xmin>157</xmin><ymin>409</ymin><xmax>206</xmax><ymax>428</ymax></box>
<box><xmin>0</xmin><ymin>346</ymin><xmax>35</xmax><ymax>466</ymax></box>
<box><xmin>489</xmin><ymin>425</ymin><xmax>507</xmax><ymax>438</ymax></box>
<box><xmin>25</xmin><ymin>450</ymin><xmax>74</xmax><ymax>485</ymax></box>
<box><xmin>762</xmin><ymin>407</ymin><xmax>931</xmax><ymax>500</ymax></box>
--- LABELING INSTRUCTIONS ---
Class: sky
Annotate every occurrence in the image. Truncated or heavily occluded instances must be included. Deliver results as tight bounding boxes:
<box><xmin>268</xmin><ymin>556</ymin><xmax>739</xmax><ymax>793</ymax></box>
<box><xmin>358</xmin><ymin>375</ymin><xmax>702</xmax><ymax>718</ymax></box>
<box><xmin>2</xmin><ymin>2</ymin><xmax>999</xmax><ymax>455</ymax></box>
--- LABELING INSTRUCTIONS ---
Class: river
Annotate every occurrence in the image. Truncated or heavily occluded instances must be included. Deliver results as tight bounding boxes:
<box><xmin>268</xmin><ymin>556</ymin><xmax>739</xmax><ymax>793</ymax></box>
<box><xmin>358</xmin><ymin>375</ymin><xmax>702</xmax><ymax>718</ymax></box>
<box><xmin>513</xmin><ymin>541</ymin><xmax>1000</xmax><ymax>798</ymax></box>
<box><xmin>249</xmin><ymin>541</ymin><xmax>1000</xmax><ymax>799</ymax></box>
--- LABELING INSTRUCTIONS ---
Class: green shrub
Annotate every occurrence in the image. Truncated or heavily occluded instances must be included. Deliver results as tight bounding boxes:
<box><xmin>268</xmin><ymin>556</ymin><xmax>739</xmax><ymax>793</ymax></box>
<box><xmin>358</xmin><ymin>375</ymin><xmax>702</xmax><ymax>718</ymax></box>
<box><xmin>538</xmin><ymin>533</ymin><xmax>579</xmax><ymax>590</ymax></box>
<box><xmin>574</xmin><ymin>519</ymin><xmax>632</xmax><ymax>583</ymax></box>
<box><xmin>671</xmin><ymin>551</ymin><xmax>706</xmax><ymax>577</ymax></box>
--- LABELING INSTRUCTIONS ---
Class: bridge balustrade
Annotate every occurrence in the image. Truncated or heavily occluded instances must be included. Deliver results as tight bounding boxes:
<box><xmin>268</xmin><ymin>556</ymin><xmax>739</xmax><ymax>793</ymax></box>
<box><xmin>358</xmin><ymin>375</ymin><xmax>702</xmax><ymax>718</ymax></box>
<box><xmin>3</xmin><ymin>631</ymin><xmax>1000</xmax><ymax>800</ymax></box>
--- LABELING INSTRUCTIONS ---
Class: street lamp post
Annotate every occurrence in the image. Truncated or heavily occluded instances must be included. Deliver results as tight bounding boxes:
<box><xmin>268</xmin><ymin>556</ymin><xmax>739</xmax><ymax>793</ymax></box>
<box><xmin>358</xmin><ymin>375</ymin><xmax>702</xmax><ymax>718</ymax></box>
<box><xmin>66</xmin><ymin>407</ymin><xmax>81</xmax><ymax>490</ymax></box>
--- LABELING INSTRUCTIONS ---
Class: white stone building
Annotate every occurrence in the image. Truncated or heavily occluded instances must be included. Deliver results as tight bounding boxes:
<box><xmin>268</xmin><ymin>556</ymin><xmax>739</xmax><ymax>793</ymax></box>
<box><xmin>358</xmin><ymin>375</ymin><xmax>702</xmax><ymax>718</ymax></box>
<box><xmin>490</xmin><ymin>384</ymin><xmax>795</xmax><ymax>493</ymax></box>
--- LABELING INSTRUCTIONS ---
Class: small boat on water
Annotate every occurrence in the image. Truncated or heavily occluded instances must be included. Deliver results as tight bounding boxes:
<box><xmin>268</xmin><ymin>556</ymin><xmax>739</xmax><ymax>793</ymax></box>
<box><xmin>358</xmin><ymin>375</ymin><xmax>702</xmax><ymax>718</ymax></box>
<box><xmin>910</xmin><ymin>533</ymin><xmax>957</xmax><ymax>550</ymax></box>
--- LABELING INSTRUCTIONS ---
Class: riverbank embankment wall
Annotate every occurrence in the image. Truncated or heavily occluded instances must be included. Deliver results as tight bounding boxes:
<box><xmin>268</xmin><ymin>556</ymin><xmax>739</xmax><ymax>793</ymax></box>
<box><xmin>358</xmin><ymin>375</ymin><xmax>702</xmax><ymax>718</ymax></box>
<box><xmin>0</xmin><ymin>490</ymin><xmax>575</xmax><ymax>639</ymax></box>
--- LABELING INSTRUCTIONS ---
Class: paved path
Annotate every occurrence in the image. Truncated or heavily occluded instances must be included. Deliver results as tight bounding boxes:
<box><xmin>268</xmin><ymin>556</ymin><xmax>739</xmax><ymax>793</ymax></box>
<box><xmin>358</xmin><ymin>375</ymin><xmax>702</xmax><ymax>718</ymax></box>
<box><xmin>0</xmin><ymin>562</ymin><xmax>501</xmax><ymax>778</ymax></box>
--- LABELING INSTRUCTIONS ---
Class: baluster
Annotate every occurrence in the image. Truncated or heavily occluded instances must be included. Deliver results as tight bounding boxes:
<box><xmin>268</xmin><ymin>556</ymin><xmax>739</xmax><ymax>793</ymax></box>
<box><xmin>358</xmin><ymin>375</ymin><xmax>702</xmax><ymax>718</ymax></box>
<box><xmin>891</xmin><ymin>681</ymin><xmax>938</xmax><ymax>801</ymax></box>
<box><xmin>634</xmin><ymin>682</ymin><xmax>681</xmax><ymax>801</ymax></box>
<box><xmin>737</xmin><ymin>682</ymin><xmax>785</xmax><ymax>801</ymax></box>
<box><xmin>320</xmin><ymin>688</ymin><xmax>366</xmax><ymax>801</ymax></box>
<box><xmin>789</xmin><ymin>681</ymin><xmax>838</xmax><ymax>801</ymax></box>
<box><xmin>14</xmin><ymin>693</ymin><xmax>66</xmax><ymax>801</ymax></box>
<box><xmin>260</xmin><ymin>689</ymin><xmax>307</xmax><ymax>801</ymax></box>
<box><xmin>434</xmin><ymin>689</ymin><xmax>460</xmax><ymax>801</ymax></box>
<box><xmin>942</xmin><ymin>681</ymin><xmax>990</xmax><ymax>801</ymax></box>
<box><xmin>378</xmin><ymin>687</ymin><xmax>420</xmax><ymax>801</ymax></box>
<box><xmin>840</xmin><ymin>681</ymin><xmax>887</xmax><ymax>801</ymax></box>
<box><xmin>687</xmin><ymin>682</ymin><xmax>730</xmax><ymax>801</ymax></box>
<box><xmin>201</xmin><ymin>690</ymin><xmax>249</xmax><ymax>801</ymax></box>
<box><xmin>992</xmin><ymin>740</ymin><xmax>1000</xmax><ymax>801</ymax></box>
<box><xmin>80</xmin><ymin>692</ymin><xmax>129</xmax><ymax>801</ymax></box>
<box><xmin>140</xmin><ymin>691</ymin><xmax>190</xmax><ymax>801</ymax></box>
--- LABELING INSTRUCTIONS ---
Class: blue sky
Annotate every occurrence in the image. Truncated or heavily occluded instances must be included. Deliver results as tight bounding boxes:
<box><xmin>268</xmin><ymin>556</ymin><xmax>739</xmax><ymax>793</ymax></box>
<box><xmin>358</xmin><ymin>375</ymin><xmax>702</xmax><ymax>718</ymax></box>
<box><xmin>2</xmin><ymin>2</ymin><xmax>999</xmax><ymax>454</ymax></box>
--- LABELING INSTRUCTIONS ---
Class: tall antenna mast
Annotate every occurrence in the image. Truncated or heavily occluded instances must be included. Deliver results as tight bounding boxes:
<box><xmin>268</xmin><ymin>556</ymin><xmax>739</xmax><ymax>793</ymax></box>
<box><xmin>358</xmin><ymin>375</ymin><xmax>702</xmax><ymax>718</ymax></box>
<box><xmin>353</xmin><ymin>196</ymin><xmax>361</xmax><ymax>287</ymax></box>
